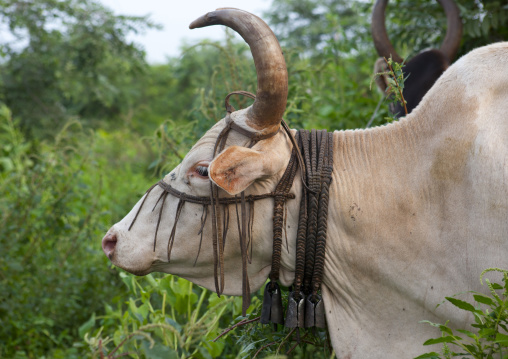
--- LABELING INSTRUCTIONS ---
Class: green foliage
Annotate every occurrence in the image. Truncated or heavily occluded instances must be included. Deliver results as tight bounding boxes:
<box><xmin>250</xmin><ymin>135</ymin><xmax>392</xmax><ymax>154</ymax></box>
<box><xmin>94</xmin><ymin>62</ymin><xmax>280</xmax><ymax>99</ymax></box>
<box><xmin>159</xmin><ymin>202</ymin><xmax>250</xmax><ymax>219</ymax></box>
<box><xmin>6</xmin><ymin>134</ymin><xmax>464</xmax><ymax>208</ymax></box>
<box><xmin>365</xmin><ymin>0</ymin><xmax>508</xmax><ymax>59</ymax></box>
<box><xmin>226</xmin><ymin>288</ymin><xmax>333</xmax><ymax>359</ymax></box>
<box><xmin>416</xmin><ymin>269</ymin><xmax>508</xmax><ymax>359</ymax></box>
<box><xmin>371</xmin><ymin>56</ymin><xmax>408</xmax><ymax>121</ymax></box>
<box><xmin>177</xmin><ymin>33</ymin><xmax>258</xmax><ymax>134</ymax></box>
<box><xmin>265</xmin><ymin>0</ymin><xmax>372</xmax><ymax>53</ymax></box>
<box><xmin>80</xmin><ymin>274</ymin><xmax>333</xmax><ymax>359</ymax></box>
<box><xmin>81</xmin><ymin>273</ymin><xmax>246</xmax><ymax>359</ymax></box>
<box><xmin>267</xmin><ymin>0</ymin><xmax>508</xmax><ymax>62</ymax></box>
<box><xmin>0</xmin><ymin>104</ymin><xmax>153</xmax><ymax>358</ymax></box>
<box><xmin>264</xmin><ymin>0</ymin><xmax>389</xmax><ymax>130</ymax></box>
<box><xmin>0</xmin><ymin>0</ymin><xmax>158</xmax><ymax>137</ymax></box>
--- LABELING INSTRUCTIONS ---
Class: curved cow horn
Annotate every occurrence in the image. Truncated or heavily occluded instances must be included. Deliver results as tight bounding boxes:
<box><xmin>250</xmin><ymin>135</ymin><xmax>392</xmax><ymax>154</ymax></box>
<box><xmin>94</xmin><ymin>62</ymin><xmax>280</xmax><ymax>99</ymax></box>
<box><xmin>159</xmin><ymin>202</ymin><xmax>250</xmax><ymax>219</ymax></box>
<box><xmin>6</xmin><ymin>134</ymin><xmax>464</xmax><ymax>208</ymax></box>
<box><xmin>190</xmin><ymin>8</ymin><xmax>288</xmax><ymax>131</ymax></box>
<box><xmin>371</xmin><ymin>0</ymin><xmax>462</xmax><ymax>63</ymax></box>
<box><xmin>438</xmin><ymin>0</ymin><xmax>462</xmax><ymax>62</ymax></box>
<box><xmin>371</xmin><ymin>0</ymin><xmax>403</xmax><ymax>63</ymax></box>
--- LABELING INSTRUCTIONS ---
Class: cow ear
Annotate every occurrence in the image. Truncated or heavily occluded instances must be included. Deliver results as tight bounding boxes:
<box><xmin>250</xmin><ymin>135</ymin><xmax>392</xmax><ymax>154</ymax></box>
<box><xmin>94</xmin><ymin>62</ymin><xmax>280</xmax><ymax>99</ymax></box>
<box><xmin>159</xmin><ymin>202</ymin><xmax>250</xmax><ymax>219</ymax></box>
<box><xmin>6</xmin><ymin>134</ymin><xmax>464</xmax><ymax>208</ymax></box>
<box><xmin>374</xmin><ymin>57</ymin><xmax>389</xmax><ymax>93</ymax></box>
<box><xmin>209</xmin><ymin>145</ymin><xmax>284</xmax><ymax>195</ymax></box>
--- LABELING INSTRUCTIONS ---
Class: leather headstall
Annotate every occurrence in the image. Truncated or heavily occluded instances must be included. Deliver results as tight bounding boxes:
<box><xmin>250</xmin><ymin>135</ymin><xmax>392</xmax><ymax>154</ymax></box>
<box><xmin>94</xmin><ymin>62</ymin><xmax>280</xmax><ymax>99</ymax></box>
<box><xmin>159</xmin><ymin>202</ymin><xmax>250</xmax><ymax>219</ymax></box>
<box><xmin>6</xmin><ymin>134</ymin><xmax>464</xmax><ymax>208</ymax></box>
<box><xmin>129</xmin><ymin>91</ymin><xmax>295</xmax><ymax>317</ymax></box>
<box><xmin>128</xmin><ymin>91</ymin><xmax>335</xmax><ymax>330</ymax></box>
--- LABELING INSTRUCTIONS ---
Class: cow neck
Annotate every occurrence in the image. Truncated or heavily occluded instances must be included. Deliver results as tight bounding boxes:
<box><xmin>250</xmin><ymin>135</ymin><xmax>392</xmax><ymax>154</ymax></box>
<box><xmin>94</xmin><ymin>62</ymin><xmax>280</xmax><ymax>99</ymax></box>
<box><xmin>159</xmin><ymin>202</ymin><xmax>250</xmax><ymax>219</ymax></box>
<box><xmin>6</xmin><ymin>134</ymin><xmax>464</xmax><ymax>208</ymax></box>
<box><xmin>261</xmin><ymin>128</ymin><xmax>334</xmax><ymax>330</ymax></box>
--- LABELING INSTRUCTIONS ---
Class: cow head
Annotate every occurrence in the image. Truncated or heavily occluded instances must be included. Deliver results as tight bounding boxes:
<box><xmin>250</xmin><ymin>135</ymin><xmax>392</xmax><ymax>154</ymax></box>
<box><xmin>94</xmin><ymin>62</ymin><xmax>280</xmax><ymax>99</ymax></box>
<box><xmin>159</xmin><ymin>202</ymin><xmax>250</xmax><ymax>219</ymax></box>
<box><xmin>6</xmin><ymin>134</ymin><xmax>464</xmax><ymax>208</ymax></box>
<box><xmin>101</xmin><ymin>9</ymin><xmax>298</xmax><ymax>295</ymax></box>
<box><xmin>371</xmin><ymin>0</ymin><xmax>462</xmax><ymax>117</ymax></box>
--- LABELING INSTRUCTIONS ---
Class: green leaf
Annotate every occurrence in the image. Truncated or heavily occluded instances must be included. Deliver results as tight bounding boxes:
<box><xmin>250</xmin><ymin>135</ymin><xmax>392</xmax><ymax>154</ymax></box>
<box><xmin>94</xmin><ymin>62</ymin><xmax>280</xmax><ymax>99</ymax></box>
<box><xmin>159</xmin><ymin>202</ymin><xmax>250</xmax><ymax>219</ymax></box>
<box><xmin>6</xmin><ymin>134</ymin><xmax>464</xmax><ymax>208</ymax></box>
<box><xmin>413</xmin><ymin>352</ymin><xmax>441</xmax><ymax>359</ymax></box>
<box><xmin>481</xmin><ymin>17</ymin><xmax>490</xmax><ymax>36</ymax></box>
<box><xmin>141</xmin><ymin>342</ymin><xmax>178</xmax><ymax>359</ymax></box>
<box><xmin>473</xmin><ymin>294</ymin><xmax>494</xmax><ymax>306</ymax></box>
<box><xmin>423</xmin><ymin>336</ymin><xmax>458</xmax><ymax>345</ymax></box>
<box><xmin>456</xmin><ymin>329</ymin><xmax>476</xmax><ymax>339</ymax></box>
<box><xmin>0</xmin><ymin>157</ymin><xmax>14</xmax><ymax>172</ymax></box>
<box><xmin>495</xmin><ymin>333</ymin><xmax>508</xmax><ymax>344</ymax></box>
<box><xmin>492</xmin><ymin>12</ymin><xmax>499</xmax><ymax>29</ymax></box>
<box><xmin>473</xmin><ymin>21</ymin><xmax>482</xmax><ymax>37</ymax></box>
<box><xmin>479</xmin><ymin>328</ymin><xmax>496</xmax><ymax>337</ymax></box>
<box><xmin>138</xmin><ymin>302</ymin><xmax>149</xmax><ymax>320</ymax></box>
<box><xmin>439</xmin><ymin>325</ymin><xmax>453</xmax><ymax>335</ymax></box>
<box><xmin>202</xmin><ymin>340</ymin><xmax>224</xmax><ymax>358</ymax></box>
<box><xmin>446</xmin><ymin>297</ymin><xmax>476</xmax><ymax>313</ymax></box>
<box><xmin>78</xmin><ymin>314</ymin><xmax>95</xmax><ymax>338</ymax></box>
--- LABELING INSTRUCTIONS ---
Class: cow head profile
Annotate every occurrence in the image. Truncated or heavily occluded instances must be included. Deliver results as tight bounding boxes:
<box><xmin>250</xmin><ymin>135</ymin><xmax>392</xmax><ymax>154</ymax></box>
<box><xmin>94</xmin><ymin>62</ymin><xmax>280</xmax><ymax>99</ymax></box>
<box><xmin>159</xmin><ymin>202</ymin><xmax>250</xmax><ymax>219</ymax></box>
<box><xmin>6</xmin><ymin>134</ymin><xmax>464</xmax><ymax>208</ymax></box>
<box><xmin>371</xmin><ymin>0</ymin><xmax>462</xmax><ymax>117</ymax></box>
<box><xmin>101</xmin><ymin>8</ymin><xmax>300</xmax><ymax>295</ymax></box>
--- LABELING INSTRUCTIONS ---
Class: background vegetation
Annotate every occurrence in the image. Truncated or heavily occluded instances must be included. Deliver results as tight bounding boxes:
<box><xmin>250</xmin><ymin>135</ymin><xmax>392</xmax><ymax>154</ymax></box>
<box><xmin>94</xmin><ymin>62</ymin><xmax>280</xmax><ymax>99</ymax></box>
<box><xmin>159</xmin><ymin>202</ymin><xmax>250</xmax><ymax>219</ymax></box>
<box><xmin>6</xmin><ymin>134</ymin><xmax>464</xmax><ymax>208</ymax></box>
<box><xmin>0</xmin><ymin>0</ymin><xmax>506</xmax><ymax>358</ymax></box>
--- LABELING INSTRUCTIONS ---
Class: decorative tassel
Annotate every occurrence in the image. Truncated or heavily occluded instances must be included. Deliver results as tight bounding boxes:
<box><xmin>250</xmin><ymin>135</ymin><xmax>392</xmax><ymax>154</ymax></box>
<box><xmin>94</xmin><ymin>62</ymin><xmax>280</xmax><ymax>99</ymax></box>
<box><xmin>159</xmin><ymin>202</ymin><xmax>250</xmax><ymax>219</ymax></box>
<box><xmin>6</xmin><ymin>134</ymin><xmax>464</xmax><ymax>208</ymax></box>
<box><xmin>285</xmin><ymin>291</ymin><xmax>305</xmax><ymax>328</ymax></box>
<box><xmin>260</xmin><ymin>281</ymin><xmax>284</xmax><ymax>325</ymax></box>
<box><xmin>314</xmin><ymin>295</ymin><xmax>326</xmax><ymax>328</ymax></box>
<box><xmin>304</xmin><ymin>294</ymin><xmax>326</xmax><ymax>328</ymax></box>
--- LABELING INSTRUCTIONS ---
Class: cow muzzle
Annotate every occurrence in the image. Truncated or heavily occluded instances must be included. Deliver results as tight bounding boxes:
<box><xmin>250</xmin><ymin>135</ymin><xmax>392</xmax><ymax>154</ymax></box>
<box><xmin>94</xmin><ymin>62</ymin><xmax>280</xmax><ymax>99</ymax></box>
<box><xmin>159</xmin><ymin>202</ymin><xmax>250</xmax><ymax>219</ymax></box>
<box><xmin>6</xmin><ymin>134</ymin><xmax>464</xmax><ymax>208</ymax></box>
<box><xmin>102</xmin><ymin>232</ymin><xmax>117</xmax><ymax>260</ymax></box>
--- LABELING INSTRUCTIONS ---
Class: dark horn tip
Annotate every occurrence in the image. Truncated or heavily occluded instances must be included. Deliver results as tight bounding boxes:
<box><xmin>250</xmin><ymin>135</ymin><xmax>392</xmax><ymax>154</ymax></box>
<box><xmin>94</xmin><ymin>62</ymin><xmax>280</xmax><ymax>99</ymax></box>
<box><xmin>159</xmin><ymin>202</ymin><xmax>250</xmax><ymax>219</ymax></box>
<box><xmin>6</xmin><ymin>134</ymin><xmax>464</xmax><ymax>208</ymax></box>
<box><xmin>189</xmin><ymin>14</ymin><xmax>211</xmax><ymax>29</ymax></box>
<box><xmin>189</xmin><ymin>8</ymin><xmax>249</xmax><ymax>29</ymax></box>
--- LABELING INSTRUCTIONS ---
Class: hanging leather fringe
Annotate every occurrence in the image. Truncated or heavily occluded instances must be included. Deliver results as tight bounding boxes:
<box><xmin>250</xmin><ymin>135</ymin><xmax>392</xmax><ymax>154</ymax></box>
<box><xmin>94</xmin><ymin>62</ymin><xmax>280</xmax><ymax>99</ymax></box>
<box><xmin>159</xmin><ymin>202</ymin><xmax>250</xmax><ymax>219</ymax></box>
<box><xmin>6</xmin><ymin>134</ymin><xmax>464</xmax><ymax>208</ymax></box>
<box><xmin>260</xmin><ymin>281</ymin><xmax>284</xmax><ymax>325</ymax></box>
<box><xmin>283</xmin><ymin>129</ymin><xmax>334</xmax><ymax>329</ymax></box>
<box><xmin>128</xmin><ymin>92</ymin><xmax>334</xmax><ymax>331</ymax></box>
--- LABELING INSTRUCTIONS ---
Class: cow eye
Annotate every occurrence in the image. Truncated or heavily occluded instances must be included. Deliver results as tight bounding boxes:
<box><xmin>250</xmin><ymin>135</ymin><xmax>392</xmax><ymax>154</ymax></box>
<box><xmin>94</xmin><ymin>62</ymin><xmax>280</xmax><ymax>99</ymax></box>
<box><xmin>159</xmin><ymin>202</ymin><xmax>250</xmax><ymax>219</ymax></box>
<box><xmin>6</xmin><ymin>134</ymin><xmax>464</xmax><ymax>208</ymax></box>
<box><xmin>194</xmin><ymin>165</ymin><xmax>209</xmax><ymax>178</ymax></box>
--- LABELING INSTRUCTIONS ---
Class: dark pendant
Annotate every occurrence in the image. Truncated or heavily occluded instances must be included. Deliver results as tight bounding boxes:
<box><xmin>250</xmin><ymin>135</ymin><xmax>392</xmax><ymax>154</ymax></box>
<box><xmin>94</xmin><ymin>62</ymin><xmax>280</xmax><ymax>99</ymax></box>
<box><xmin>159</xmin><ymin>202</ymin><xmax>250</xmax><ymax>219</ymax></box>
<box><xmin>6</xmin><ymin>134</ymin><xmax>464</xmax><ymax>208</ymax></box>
<box><xmin>270</xmin><ymin>283</ymin><xmax>284</xmax><ymax>324</ymax></box>
<box><xmin>260</xmin><ymin>282</ymin><xmax>273</xmax><ymax>324</ymax></box>
<box><xmin>285</xmin><ymin>291</ymin><xmax>305</xmax><ymax>328</ymax></box>
<box><xmin>304</xmin><ymin>295</ymin><xmax>316</xmax><ymax>327</ymax></box>
<box><xmin>304</xmin><ymin>294</ymin><xmax>326</xmax><ymax>328</ymax></box>
<box><xmin>314</xmin><ymin>295</ymin><xmax>326</xmax><ymax>328</ymax></box>
<box><xmin>260</xmin><ymin>281</ymin><xmax>284</xmax><ymax>325</ymax></box>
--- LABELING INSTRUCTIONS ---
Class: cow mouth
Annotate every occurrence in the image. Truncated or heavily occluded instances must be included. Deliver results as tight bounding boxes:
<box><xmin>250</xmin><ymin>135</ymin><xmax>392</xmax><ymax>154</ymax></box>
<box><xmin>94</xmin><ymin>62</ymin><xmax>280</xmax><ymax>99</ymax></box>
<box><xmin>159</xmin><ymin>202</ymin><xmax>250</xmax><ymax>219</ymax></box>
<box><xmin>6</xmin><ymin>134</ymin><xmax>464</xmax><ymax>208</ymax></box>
<box><xmin>101</xmin><ymin>231</ymin><xmax>155</xmax><ymax>276</ymax></box>
<box><xmin>109</xmin><ymin>257</ymin><xmax>154</xmax><ymax>276</ymax></box>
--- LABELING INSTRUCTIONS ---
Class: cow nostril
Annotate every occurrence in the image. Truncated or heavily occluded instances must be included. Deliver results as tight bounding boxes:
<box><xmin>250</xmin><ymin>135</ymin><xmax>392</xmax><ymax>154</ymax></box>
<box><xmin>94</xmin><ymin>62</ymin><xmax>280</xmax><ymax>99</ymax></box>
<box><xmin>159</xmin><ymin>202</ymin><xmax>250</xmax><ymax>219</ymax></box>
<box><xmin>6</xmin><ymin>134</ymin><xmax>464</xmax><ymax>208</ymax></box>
<box><xmin>102</xmin><ymin>233</ymin><xmax>117</xmax><ymax>260</ymax></box>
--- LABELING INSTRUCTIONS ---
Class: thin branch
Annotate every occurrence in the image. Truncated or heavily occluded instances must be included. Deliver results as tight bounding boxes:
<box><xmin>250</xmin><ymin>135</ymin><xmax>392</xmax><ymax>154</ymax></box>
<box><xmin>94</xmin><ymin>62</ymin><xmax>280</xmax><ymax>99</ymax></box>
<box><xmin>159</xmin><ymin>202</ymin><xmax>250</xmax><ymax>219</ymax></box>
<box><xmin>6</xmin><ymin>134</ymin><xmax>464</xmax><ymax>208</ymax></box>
<box><xmin>212</xmin><ymin>316</ymin><xmax>260</xmax><ymax>342</ymax></box>
<box><xmin>110</xmin><ymin>353</ymin><xmax>134</xmax><ymax>359</ymax></box>
<box><xmin>253</xmin><ymin>341</ymin><xmax>278</xmax><ymax>359</ymax></box>
<box><xmin>276</xmin><ymin>327</ymin><xmax>297</xmax><ymax>354</ymax></box>
<box><xmin>385</xmin><ymin>57</ymin><xmax>408</xmax><ymax>116</ymax></box>
<box><xmin>286</xmin><ymin>340</ymin><xmax>300</xmax><ymax>355</ymax></box>
<box><xmin>99</xmin><ymin>339</ymin><xmax>104</xmax><ymax>359</ymax></box>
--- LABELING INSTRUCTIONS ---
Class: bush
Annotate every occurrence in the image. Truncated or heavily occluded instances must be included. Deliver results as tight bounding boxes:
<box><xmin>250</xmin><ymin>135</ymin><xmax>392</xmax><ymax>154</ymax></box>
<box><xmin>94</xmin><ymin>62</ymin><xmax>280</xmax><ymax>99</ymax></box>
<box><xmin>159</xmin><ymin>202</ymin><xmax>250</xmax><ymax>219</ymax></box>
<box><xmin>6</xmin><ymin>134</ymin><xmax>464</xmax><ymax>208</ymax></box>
<box><xmin>0</xmin><ymin>105</ymin><xmax>152</xmax><ymax>358</ymax></box>
<box><xmin>416</xmin><ymin>268</ymin><xmax>508</xmax><ymax>359</ymax></box>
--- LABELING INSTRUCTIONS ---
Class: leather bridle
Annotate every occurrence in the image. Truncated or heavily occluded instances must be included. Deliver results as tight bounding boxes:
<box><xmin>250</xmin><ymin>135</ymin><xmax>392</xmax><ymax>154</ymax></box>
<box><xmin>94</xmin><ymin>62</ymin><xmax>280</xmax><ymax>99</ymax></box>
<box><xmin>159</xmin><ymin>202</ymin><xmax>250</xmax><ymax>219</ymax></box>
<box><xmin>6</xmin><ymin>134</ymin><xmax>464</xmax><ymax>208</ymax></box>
<box><xmin>128</xmin><ymin>92</ymin><xmax>334</xmax><ymax>330</ymax></box>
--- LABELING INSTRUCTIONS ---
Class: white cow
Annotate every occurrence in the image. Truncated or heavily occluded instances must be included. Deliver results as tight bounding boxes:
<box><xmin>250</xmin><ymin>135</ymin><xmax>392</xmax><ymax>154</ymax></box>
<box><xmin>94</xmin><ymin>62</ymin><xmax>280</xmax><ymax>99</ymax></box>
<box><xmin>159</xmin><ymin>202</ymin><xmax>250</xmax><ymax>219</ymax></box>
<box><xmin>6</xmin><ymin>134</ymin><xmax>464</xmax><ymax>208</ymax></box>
<box><xmin>102</xmin><ymin>8</ymin><xmax>508</xmax><ymax>358</ymax></box>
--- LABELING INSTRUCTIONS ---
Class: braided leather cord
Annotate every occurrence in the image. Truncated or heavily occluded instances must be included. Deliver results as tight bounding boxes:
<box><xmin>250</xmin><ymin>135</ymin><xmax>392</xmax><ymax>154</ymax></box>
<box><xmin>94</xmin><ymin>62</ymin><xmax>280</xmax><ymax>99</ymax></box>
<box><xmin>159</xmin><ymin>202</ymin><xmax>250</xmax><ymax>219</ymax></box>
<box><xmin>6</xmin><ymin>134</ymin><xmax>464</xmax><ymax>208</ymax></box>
<box><xmin>292</xmin><ymin>129</ymin><xmax>334</xmax><ymax>299</ymax></box>
<box><xmin>268</xmin><ymin>136</ymin><xmax>300</xmax><ymax>283</ymax></box>
<box><xmin>303</xmin><ymin>130</ymin><xmax>321</xmax><ymax>293</ymax></box>
<box><xmin>311</xmin><ymin>132</ymin><xmax>334</xmax><ymax>296</ymax></box>
<box><xmin>292</xmin><ymin>133</ymin><xmax>308</xmax><ymax>295</ymax></box>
